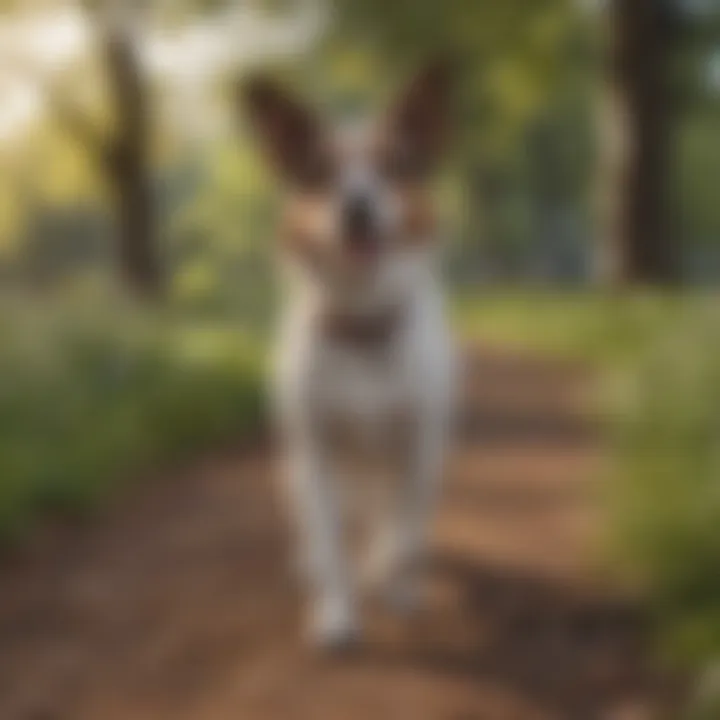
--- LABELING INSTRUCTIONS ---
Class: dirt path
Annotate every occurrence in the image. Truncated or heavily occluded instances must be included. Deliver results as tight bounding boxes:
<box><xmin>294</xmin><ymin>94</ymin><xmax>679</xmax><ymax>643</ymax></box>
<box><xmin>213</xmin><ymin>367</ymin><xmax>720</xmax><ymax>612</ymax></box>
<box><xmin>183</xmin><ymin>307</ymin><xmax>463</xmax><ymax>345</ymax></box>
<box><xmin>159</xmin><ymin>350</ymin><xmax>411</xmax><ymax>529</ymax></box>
<box><xmin>0</xmin><ymin>348</ymin><xmax>680</xmax><ymax>720</ymax></box>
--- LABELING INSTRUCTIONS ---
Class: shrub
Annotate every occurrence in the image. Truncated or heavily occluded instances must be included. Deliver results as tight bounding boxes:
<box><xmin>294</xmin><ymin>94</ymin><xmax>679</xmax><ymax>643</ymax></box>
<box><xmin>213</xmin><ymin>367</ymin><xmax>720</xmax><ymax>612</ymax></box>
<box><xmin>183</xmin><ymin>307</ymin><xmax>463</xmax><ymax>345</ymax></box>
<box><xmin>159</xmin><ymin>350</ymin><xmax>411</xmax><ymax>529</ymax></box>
<box><xmin>607</xmin><ymin>301</ymin><xmax>720</xmax><ymax>671</ymax></box>
<box><xmin>0</xmin><ymin>300</ymin><xmax>265</xmax><ymax>543</ymax></box>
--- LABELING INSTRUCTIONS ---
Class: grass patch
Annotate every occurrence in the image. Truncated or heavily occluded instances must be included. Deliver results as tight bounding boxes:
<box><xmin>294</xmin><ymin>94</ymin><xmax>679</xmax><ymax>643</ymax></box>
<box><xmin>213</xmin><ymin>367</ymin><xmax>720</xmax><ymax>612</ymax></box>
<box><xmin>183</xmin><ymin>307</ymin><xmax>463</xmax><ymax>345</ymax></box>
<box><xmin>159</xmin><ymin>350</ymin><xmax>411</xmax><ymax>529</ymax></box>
<box><xmin>0</xmin><ymin>298</ymin><xmax>265</xmax><ymax>544</ymax></box>
<box><xmin>607</xmin><ymin>303</ymin><xmax>720</xmax><ymax>673</ymax></box>
<box><xmin>454</xmin><ymin>287</ymin><xmax>692</xmax><ymax>366</ymax></box>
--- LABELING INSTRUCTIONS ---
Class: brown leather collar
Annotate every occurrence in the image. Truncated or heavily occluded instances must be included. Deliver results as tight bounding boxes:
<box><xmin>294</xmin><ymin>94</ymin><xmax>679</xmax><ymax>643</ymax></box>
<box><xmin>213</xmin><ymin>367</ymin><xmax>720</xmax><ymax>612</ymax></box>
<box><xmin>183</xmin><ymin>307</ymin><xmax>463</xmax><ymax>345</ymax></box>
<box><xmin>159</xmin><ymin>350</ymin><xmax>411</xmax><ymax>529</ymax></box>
<box><xmin>320</xmin><ymin>305</ymin><xmax>404</xmax><ymax>348</ymax></box>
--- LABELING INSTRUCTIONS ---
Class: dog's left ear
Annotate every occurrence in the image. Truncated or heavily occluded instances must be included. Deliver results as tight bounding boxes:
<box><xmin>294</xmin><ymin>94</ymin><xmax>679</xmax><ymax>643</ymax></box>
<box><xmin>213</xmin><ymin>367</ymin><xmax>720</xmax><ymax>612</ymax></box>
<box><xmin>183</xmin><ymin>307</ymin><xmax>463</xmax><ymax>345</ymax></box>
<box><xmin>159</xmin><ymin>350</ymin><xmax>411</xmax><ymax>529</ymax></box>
<box><xmin>385</xmin><ymin>59</ymin><xmax>453</xmax><ymax>173</ymax></box>
<box><xmin>240</xmin><ymin>75</ymin><xmax>324</xmax><ymax>183</ymax></box>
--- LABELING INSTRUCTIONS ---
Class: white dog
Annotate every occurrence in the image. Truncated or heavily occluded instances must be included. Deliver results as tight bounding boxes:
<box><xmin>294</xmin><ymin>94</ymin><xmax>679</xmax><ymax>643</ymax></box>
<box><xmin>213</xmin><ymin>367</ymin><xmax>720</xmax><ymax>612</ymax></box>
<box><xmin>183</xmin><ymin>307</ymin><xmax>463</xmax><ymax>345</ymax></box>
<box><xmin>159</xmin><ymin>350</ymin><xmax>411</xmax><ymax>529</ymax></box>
<box><xmin>242</xmin><ymin>62</ymin><xmax>455</xmax><ymax>650</ymax></box>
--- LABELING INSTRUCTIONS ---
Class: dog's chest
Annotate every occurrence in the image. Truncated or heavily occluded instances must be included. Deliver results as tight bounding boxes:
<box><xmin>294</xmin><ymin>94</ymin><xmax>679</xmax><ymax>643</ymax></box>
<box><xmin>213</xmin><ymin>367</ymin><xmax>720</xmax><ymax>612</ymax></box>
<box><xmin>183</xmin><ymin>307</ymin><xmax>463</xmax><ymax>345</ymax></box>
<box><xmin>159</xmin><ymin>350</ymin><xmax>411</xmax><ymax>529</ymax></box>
<box><xmin>313</xmin><ymin>343</ymin><xmax>410</xmax><ymax>427</ymax></box>
<box><xmin>274</xmin><ymin>278</ymin><xmax>453</xmax><ymax>452</ymax></box>
<box><xmin>274</xmin><ymin>316</ymin><xmax>420</xmax><ymax>448</ymax></box>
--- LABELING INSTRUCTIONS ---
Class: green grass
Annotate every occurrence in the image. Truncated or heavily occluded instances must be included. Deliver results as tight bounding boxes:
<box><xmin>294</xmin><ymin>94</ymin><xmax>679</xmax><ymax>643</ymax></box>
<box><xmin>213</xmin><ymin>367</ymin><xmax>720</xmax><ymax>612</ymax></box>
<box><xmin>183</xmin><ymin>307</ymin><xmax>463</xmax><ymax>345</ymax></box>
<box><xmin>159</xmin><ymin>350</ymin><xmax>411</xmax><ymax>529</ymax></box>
<box><xmin>607</xmin><ymin>305</ymin><xmax>720</xmax><ymax>671</ymax></box>
<box><xmin>0</xmin><ymin>298</ymin><xmax>265</xmax><ymax>544</ymax></box>
<box><xmin>454</xmin><ymin>287</ymin><xmax>693</xmax><ymax>366</ymax></box>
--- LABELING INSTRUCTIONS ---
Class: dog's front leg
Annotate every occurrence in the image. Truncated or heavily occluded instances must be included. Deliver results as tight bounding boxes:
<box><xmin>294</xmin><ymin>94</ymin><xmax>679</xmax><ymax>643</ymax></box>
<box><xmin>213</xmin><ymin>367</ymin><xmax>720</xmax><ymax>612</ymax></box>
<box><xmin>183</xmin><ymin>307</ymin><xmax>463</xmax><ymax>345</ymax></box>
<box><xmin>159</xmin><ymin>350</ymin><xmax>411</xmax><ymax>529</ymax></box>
<box><xmin>388</xmin><ymin>413</ymin><xmax>447</xmax><ymax>612</ymax></box>
<box><xmin>287</xmin><ymin>434</ymin><xmax>357</xmax><ymax>649</ymax></box>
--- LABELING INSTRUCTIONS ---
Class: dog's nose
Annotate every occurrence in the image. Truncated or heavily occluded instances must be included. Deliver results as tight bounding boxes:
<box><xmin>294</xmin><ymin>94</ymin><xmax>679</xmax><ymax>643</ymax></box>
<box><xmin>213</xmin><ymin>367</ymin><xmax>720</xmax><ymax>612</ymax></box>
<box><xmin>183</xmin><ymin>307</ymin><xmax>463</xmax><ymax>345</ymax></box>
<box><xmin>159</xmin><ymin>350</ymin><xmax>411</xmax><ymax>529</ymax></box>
<box><xmin>342</xmin><ymin>195</ymin><xmax>374</xmax><ymax>238</ymax></box>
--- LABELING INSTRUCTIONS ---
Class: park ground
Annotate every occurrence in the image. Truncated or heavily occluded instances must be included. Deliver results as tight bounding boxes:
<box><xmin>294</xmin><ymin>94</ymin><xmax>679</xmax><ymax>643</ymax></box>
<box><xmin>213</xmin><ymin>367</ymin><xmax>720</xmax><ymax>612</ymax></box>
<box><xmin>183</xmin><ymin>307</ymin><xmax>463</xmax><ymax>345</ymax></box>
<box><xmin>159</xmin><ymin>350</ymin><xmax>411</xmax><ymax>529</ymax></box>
<box><xmin>0</xmin><ymin>344</ymin><xmax>685</xmax><ymax>720</ymax></box>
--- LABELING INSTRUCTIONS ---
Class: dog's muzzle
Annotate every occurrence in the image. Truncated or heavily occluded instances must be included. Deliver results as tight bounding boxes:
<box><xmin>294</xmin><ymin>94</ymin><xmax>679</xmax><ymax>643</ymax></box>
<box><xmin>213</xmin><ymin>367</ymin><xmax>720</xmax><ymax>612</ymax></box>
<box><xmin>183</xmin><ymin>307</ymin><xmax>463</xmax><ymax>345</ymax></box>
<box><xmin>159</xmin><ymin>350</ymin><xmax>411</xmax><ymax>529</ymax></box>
<box><xmin>342</xmin><ymin>194</ymin><xmax>380</xmax><ymax>257</ymax></box>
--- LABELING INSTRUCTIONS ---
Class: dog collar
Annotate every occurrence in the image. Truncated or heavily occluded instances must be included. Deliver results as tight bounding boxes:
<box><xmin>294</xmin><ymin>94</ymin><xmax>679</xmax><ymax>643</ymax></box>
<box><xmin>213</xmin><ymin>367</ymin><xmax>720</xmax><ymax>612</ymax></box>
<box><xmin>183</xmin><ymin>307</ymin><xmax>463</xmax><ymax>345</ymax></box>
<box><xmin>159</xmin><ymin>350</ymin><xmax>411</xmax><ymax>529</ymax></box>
<box><xmin>320</xmin><ymin>305</ymin><xmax>404</xmax><ymax>348</ymax></box>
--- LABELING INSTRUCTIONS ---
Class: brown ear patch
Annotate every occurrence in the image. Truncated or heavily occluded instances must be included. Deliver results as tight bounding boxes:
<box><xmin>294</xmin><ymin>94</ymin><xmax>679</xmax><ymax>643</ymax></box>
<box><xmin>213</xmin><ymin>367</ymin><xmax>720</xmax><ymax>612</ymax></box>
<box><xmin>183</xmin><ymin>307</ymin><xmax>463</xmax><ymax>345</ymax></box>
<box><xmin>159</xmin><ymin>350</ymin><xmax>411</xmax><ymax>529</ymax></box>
<box><xmin>279</xmin><ymin>195</ymin><xmax>332</xmax><ymax>265</ymax></box>
<box><xmin>241</xmin><ymin>77</ymin><xmax>326</xmax><ymax>183</ymax></box>
<box><xmin>385</xmin><ymin>59</ymin><xmax>453</xmax><ymax>174</ymax></box>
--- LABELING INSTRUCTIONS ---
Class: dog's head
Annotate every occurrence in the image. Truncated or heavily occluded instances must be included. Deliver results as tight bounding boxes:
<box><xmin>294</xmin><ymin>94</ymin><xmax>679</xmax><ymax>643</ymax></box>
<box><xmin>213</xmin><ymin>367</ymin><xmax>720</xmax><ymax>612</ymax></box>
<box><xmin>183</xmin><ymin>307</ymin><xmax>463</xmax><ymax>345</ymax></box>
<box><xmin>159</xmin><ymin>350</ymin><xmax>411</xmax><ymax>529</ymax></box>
<box><xmin>241</xmin><ymin>62</ymin><xmax>451</xmax><ymax>295</ymax></box>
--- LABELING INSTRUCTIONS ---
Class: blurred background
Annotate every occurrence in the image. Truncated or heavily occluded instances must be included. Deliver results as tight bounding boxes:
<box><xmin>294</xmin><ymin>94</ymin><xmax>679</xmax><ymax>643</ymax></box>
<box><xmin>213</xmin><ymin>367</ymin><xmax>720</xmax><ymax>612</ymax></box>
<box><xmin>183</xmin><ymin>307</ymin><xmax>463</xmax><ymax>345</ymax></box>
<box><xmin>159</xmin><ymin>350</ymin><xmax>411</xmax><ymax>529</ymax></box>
<box><xmin>1</xmin><ymin>0</ymin><xmax>720</xmax><ymax>718</ymax></box>
<box><xmin>1</xmin><ymin>0</ymin><xmax>719</xmax><ymax>300</ymax></box>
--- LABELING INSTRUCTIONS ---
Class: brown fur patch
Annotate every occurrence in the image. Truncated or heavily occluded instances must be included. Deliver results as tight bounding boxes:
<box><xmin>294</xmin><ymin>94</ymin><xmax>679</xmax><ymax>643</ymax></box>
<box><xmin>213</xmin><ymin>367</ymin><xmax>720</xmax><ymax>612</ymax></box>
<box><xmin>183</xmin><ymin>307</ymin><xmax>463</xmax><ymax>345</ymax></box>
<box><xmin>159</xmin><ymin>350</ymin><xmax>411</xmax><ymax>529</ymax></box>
<box><xmin>280</xmin><ymin>186</ymin><xmax>437</xmax><ymax>255</ymax></box>
<box><xmin>280</xmin><ymin>195</ymin><xmax>334</xmax><ymax>265</ymax></box>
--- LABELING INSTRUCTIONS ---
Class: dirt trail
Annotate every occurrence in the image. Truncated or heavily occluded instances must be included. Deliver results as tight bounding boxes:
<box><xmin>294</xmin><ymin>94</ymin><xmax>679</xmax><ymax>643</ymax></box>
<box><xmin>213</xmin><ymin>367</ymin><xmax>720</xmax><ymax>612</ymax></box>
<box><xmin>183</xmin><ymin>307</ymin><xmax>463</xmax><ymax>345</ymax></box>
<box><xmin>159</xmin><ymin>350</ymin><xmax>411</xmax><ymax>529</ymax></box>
<box><xmin>0</xmin><ymin>348</ymin><xmax>680</xmax><ymax>720</ymax></box>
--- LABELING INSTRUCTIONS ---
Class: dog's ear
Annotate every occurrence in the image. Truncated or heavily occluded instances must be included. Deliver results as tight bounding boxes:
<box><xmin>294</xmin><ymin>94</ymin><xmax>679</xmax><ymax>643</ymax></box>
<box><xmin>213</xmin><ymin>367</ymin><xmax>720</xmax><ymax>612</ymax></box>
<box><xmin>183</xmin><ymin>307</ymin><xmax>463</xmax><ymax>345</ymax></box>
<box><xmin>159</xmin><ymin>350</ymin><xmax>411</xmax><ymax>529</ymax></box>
<box><xmin>240</xmin><ymin>76</ymin><xmax>324</xmax><ymax>183</ymax></box>
<box><xmin>385</xmin><ymin>59</ymin><xmax>453</xmax><ymax>174</ymax></box>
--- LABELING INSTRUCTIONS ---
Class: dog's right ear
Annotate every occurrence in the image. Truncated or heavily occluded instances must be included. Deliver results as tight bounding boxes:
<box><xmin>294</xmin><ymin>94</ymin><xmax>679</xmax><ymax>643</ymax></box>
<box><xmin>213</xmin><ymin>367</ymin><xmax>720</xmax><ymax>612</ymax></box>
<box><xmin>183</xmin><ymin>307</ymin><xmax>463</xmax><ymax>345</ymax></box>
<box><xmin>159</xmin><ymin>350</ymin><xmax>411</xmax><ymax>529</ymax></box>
<box><xmin>240</xmin><ymin>76</ymin><xmax>323</xmax><ymax>183</ymax></box>
<box><xmin>384</xmin><ymin>59</ymin><xmax>454</xmax><ymax>176</ymax></box>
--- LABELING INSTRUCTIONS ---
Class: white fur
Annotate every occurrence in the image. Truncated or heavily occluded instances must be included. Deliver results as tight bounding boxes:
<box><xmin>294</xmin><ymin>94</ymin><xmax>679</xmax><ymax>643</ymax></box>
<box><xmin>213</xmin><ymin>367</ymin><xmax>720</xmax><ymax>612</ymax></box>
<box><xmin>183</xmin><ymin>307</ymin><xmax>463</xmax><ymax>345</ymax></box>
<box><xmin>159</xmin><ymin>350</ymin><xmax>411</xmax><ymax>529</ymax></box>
<box><xmin>272</xmin><ymin>244</ymin><xmax>455</xmax><ymax>647</ymax></box>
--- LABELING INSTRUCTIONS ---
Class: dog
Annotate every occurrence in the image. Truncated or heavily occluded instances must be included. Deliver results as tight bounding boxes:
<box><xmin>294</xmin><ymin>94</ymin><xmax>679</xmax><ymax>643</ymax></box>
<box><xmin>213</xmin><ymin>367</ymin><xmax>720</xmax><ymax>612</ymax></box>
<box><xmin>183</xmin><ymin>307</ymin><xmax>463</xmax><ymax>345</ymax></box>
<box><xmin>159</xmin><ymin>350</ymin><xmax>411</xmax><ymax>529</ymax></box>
<box><xmin>241</xmin><ymin>61</ymin><xmax>456</xmax><ymax>650</ymax></box>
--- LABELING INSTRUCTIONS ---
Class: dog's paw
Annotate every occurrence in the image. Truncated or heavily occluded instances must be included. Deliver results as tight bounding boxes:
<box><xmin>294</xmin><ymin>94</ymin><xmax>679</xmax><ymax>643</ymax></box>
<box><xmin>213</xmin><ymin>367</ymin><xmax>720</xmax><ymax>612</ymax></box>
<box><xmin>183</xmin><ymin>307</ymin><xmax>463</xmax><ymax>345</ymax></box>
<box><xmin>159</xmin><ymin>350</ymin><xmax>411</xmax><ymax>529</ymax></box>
<box><xmin>307</xmin><ymin>597</ymin><xmax>359</xmax><ymax>654</ymax></box>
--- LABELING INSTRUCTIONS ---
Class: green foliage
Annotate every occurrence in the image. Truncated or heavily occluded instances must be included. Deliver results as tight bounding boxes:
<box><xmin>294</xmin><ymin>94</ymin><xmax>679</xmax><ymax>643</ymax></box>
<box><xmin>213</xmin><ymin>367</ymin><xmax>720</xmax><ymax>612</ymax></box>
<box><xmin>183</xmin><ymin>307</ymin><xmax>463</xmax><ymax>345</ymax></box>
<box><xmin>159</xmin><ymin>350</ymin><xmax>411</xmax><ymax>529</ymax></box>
<box><xmin>0</xmin><ymin>298</ymin><xmax>265</xmax><ymax>544</ymax></box>
<box><xmin>678</xmin><ymin>109</ymin><xmax>720</xmax><ymax>249</ymax></box>
<box><xmin>329</xmin><ymin>0</ymin><xmax>587</xmax><ymax>155</ymax></box>
<box><xmin>167</xmin><ymin>139</ymin><xmax>276</xmax><ymax>319</ymax></box>
<box><xmin>607</xmin><ymin>302</ymin><xmax>720</xmax><ymax>671</ymax></box>
<box><xmin>454</xmin><ymin>288</ymin><xmax>690</xmax><ymax>365</ymax></box>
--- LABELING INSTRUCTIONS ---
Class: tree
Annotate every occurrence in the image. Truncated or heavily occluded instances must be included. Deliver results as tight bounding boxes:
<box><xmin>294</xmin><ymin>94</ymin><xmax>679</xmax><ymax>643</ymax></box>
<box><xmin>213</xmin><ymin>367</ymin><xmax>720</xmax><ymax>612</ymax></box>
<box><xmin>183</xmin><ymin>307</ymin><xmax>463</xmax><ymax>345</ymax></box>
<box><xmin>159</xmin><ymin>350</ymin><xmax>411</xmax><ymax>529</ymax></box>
<box><xmin>600</xmin><ymin>0</ymin><xmax>681</xmax><ymax>284</ymax></box>
<box><xmin>98</xmin><ymin>10</ymin><xmax>160</xmax><ymax>299</ymax></box>
<box><xmin>2</xmin><ymin>0</ymin><xmax>323</xmax><ymax>299</ymax></box>
<box><xmin>7</xmin><ymin>2</ymin><xmax>163</xmax><ymax>298</ymax></box>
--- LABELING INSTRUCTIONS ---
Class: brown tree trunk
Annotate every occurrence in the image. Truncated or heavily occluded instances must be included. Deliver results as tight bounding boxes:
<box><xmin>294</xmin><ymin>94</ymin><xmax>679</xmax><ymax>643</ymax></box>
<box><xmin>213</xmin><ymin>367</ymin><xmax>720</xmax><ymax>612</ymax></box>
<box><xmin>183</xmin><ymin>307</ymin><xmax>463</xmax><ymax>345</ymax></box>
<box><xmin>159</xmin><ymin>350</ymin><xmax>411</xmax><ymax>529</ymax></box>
<box><xmin>111</xmin><ymin>170</ymin><xmax>159</xmax><ymax>299</ymax></box>
<box><xmin>102</xmin><ymin>25</ymin><xmax>162</xmax><ymax>299</ymax></box>
<box><xmin>602</xmin><ymin>0</ymin><xmax>679</xmax><ymax>284</ymax></box>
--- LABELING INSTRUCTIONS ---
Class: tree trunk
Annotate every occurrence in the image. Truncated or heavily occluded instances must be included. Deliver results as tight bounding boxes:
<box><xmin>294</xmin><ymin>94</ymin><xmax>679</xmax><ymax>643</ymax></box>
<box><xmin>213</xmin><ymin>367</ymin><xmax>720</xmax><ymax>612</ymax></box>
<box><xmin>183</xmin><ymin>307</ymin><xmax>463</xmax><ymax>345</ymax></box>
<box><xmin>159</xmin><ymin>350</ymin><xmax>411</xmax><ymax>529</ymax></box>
<box><xmin>112</xmin><ymin>170</ymin><xmax>159</xmax><ymax>299</ymax></box>
<box><xmin>103</xmin><ymin>25</ymin><xmax>162</xmax><ymax>299</ymax></box>
<box><xmin>601</xmin><ymin>0</ymin><xmax>679</xmax><ymax>284</ymax></box>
